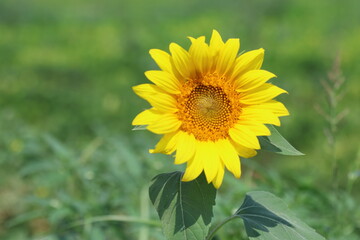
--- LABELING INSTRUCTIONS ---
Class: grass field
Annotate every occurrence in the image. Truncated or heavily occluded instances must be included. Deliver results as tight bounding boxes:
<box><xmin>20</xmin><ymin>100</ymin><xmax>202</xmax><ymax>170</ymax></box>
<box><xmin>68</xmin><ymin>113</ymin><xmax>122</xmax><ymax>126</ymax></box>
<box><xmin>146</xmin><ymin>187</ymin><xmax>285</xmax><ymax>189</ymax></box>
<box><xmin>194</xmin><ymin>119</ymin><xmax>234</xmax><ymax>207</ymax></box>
<box><xmin>1</xmin><ymin>0</ymin><xmax>359</xmax><ymax>239</ymax></box>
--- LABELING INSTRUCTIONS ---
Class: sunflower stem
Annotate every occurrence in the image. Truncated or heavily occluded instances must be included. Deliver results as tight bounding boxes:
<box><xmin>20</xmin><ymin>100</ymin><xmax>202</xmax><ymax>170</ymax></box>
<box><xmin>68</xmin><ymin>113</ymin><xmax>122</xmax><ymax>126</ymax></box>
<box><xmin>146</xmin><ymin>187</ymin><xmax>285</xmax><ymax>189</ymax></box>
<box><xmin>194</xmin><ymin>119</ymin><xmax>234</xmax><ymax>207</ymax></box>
<box><xmin>206</xmin><ymin>215</ymin><xmax>236</xmax><ymax>240</ymax></box>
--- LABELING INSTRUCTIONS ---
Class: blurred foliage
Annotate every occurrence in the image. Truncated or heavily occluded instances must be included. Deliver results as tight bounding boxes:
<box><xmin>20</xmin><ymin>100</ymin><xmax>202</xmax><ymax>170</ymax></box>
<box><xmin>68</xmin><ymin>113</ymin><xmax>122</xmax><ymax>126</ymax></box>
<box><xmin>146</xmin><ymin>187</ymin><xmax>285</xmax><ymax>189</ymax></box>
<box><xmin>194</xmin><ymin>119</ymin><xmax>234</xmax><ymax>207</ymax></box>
<box><xmin>0</xmin><ymin>0</ymin><xmax>359</xmax><ymax>239</ymax></box>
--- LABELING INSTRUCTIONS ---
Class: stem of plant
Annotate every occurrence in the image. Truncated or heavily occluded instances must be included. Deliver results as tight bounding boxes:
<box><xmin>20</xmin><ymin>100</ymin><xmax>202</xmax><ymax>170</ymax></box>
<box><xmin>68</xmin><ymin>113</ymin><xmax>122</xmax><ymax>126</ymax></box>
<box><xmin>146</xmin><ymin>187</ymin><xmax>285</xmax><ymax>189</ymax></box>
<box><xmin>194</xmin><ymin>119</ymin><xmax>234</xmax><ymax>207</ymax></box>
<box><xmin>206</xmin><ymin>216</ymin><xmax>236</xmax><ymax>240</ymax></box>
<box><xmin>329</xmin><ymin>94</ymin><xmax>338</xmax><ymax>191</ymax></box>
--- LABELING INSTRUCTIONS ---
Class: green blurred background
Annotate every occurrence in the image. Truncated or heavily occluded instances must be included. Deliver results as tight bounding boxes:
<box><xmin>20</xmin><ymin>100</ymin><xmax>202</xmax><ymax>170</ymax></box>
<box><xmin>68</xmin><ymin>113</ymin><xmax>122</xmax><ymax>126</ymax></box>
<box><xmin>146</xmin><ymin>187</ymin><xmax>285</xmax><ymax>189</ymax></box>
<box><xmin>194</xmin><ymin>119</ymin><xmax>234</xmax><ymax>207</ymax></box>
<box><xmin>1</xmin><ymin>0</ymin><xmax>359</xmax><ymax>239</ymax></box>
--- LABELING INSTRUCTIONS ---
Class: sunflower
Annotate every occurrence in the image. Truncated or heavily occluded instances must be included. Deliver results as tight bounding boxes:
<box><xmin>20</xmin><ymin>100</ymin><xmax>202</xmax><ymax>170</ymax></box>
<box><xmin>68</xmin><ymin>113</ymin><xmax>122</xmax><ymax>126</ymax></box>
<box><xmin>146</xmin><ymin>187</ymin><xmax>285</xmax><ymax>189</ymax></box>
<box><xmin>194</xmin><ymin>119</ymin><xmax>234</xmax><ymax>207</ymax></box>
<box><xmin>132</xmin><ymin>30</ymin><xmax>289</xmax><ymax>188</ymax></box>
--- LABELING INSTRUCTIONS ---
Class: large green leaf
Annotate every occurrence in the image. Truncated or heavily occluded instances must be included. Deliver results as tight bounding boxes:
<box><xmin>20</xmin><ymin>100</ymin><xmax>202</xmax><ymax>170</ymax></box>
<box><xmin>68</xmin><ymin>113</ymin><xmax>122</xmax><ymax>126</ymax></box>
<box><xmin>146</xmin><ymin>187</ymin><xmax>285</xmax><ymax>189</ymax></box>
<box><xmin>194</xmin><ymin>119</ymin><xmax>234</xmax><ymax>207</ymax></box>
<box><xmin>235</xmin><ymin>191</ymin><xmax>326</xmax><ymax>240</ymax></box>
<box><xmin>149</xmin><ymin>172</ymin><xmax>217</xmax><ymax>240</ymax></box>
<box><xmin>259</xmin><ymin>125</ymin><xmax>304</xmax><ymax>156</ymax></box>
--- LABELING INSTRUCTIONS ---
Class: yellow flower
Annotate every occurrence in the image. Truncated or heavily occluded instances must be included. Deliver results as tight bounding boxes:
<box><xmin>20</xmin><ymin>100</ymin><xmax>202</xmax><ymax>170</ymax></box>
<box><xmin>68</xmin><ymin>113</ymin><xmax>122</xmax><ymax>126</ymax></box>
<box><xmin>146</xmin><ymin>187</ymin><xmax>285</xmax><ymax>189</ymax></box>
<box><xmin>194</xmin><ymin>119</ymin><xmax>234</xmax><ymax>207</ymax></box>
<box><xmin>133</xmin><ymin>30</ymin><xmax>289</xmax><ymax>188</ymax></box>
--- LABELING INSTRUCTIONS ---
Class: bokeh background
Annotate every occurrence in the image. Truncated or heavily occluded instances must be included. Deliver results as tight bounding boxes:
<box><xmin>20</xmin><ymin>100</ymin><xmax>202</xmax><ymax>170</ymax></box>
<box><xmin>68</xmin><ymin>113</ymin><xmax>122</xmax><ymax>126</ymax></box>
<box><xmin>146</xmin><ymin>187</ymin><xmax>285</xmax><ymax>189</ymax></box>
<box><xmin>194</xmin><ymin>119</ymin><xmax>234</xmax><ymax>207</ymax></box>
<box><xmin>1</xmin><ymin>0</ymin><xmax>359</xmax><ymax>239</ymax></box>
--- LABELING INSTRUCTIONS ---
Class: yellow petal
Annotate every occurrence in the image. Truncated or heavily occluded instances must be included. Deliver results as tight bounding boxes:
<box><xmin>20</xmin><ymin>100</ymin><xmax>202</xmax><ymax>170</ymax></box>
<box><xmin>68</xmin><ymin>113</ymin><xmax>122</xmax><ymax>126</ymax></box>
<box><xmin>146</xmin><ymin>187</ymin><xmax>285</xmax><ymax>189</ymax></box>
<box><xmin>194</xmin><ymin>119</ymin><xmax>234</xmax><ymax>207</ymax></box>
<box><xmin>188</xmin><ymin>36</ymin><xmax>206</xmax><ymax>45</ymax></box>
<box><xmin>174</xmin><ymin>132</ymin><xmax>196</xmax><ymax>165</ymax></box>
<box><xmin>216</xmin><ymin>38</ymin><xmax>240</xmax><ymax>76</ymax></box>
<box><xmin>240</xmin><ymin>83</ymin><xmax>287</xmax><ymax>105</ymax></box>
<box><xmin>145</xmin><ymin>70</ymin><xmax>181</xmax><ymax>94</ymax></box>
<box><xmin>212</xmin><ymin>163</ymin><xmax>225</xmax><ymax>189</ymax></box>
<box><xmin>187</xmin><ymin>36</ymin><xmax>199</xmax><ymax>44</ymax></box>
<box><xmin>229</xmin><ymin>124</ymin><xmax>260</xmax><ymax>149</ymax></box>
<box><xmin>182</xmin><ymin>146</ymin><xmax>204</xmax><ymax>182</ymax></box>
<box><xmin>132</xmin><ymin>84</ymin><xmax>178</xmax><ymax>112</ymax></box>
<box><xmin>202</xmin><ymin>141</ymin><xmax>221</xmax><ymax>183</ymax></box>
<box><xmin>230</xmin><ymin>140</ymin><xmax>257</xmax><ymax>158</ymax></box>
<box><xmin>132</xmin><ymin>108</ymin><xmax>162</xmax><ymax>126</ymax></box>
<box><xmin>189</xmin><ymin>36</ymin><xmax>211</xmax><ymax>75</ymax></box>
<box><xmin>235</xmin><ymin>70</ymin><xmax>276</xmax><ymax>92</ymax></box>
<box><xmin>147</xmin><ymin>113</ymin><xmax>181</xmax><ymax>134</ymax></box>
<box><xmin>236</xmin><ymin>121</ymin><xmax>271</xmax><ymax>136</ymax></box>
<box><xmin>250</xmin><ymin>100</ymin><xmax>289</xmax><ymax>117</ymax></box>
<box><xmin>209</xmin><ymin>29</ymin><xmax>224</xmax><ymax>57</ymax></box>
<box><xmin>240</xmin><ymin>107</ymin><xmax>281</xmax><ymax>126</ymax></box>
<box><xmin>169</xmin><ymin>43</ymin><xmax>195</xmax><ymax>79</ymax></box>
<box><xmin>230</xmin><ymin>48</ymin><xmax>264</xmax><ymax>81</ymax></box>
<box><xmin>150</xmin><ymin>131</ymin><xmax>181</xmax><ymax>154</ymax></box>
<box><xmin>216</xmin><ymin>139</ymin><xmax>241</xmax><ymax>178</ymax></box>
<box><xmin>149</xmin><ymin>49</ymin><xmax>173</xmax><ymax>73</ymax></box>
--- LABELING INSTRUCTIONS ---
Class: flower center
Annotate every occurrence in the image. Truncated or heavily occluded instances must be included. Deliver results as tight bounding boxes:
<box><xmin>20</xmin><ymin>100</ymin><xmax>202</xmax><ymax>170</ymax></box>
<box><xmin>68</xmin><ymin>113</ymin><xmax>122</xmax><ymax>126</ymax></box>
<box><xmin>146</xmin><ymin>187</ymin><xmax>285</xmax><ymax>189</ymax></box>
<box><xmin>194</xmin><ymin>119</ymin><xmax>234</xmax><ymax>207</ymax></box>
<box><xmin>177</xmin><ymin>74</ymin><xmax>241</xmax><ymax>141</ymax></box>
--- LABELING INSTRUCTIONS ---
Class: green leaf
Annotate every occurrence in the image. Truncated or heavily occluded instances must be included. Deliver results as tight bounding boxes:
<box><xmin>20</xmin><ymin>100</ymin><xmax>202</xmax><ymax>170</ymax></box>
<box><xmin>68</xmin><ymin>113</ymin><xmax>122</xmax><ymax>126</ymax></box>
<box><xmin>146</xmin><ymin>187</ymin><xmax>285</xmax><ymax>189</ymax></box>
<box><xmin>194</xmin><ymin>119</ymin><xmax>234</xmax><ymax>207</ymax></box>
<box><xmin>235</xmin><ymin>191</ymin><xmax>326</xmax><ymax>240</ymax></box>
<box><xmin>259</xmin><ymin>125</ymin><xmax>304</xmax><ymax>155</ymax></box>
<box><xmin>149</xmin><ymin>171</ymin><xmax>217</xmax><ymax>240</ymax></box>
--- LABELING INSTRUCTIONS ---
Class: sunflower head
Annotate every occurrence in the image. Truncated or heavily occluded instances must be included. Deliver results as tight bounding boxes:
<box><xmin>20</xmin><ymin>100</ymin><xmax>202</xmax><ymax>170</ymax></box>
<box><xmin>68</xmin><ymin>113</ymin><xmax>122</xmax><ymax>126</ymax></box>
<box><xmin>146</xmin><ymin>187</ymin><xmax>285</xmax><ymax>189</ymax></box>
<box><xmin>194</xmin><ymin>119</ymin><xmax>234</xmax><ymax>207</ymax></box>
<box><xmin>133</xmin><ymin>30</ymin><xmax>289</xmax><ymax>188</ymax></box>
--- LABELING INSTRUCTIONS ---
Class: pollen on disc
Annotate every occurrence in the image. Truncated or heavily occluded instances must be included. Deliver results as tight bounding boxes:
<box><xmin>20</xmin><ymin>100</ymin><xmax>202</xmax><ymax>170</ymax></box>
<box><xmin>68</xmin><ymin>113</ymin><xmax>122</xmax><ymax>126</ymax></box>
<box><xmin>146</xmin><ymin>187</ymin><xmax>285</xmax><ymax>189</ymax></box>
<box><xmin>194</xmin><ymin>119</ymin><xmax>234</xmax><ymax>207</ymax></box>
<box><xmin>177</xmin><ymin>80</ymin><xmax>241</xmax><ymax>141</ymax></box>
